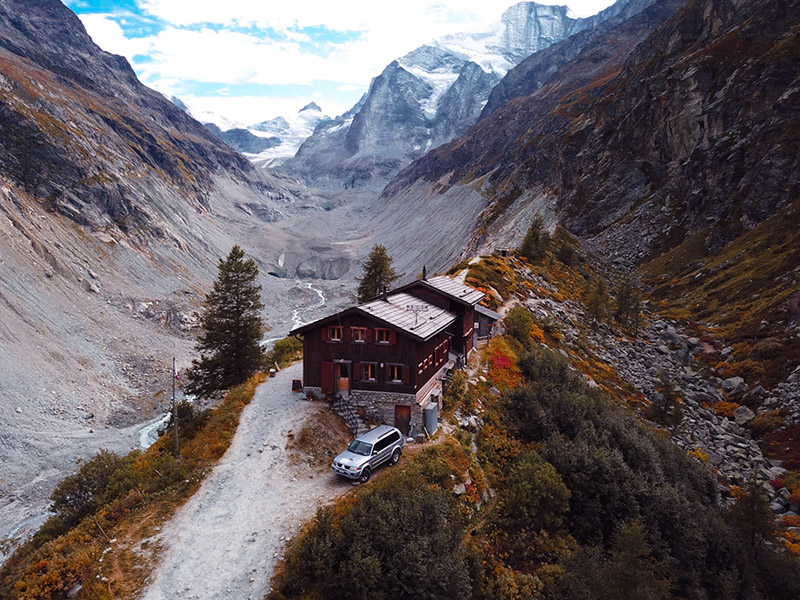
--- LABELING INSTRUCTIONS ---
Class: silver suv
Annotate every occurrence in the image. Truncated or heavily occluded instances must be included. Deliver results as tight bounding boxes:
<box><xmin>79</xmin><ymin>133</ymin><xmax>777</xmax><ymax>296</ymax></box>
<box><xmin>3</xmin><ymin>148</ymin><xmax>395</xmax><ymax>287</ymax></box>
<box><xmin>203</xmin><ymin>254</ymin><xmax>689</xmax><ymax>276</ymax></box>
<box><xmin>331</xmin><ymin>425</ymin><xmax>404</xmax><ymax>483</ymax></box>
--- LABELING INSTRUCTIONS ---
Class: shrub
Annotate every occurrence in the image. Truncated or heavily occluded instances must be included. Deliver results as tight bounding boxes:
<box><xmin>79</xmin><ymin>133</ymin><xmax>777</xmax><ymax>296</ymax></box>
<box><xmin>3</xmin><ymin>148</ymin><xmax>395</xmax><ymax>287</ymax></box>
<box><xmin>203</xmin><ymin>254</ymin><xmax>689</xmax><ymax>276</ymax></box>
<box><xmin>271</xmin><ymin>474</ymin><xmax>471</xmax><ymax>600</ymax></box>
<box><xmin>556</xmin><ymin>241</ymin><xmax>578</xmax><ymax>267</ymax></box>
<box><xmin>751</xmin><ymin>337</ymin><xmax>783</xmax><ymax>360</ymax></box>
<box><xmin>764</xmin><ymin>424</ymin><xmax>800</xmax><ymax>470</ymax></box>
<box><xmin>498</xmin><ymin>450</ymin><xmax>570</xmax><ymax>534</ymax></box>
<box><xmin>745</xmin><ymin>411</ymin><xmax>785</xmax><ymax>438</ymax></box>
<box><xmin>49</xmin><ymin>450</ymin><xmax>127</xmax><ymax>527</ymax></box>
<box><xmin>266</xmin><ymin>336</ymin><xmax>303</xmax><ymax>368</ymax></box>
<box><xmin>503</xmin><ymin>305</ymin><xmax>537</xmax><ymax>348</ymax></box>
<box><xmin>711</xmin><ymin>401</ymin><xmax>740</xmax><ymax>418</ymax></box>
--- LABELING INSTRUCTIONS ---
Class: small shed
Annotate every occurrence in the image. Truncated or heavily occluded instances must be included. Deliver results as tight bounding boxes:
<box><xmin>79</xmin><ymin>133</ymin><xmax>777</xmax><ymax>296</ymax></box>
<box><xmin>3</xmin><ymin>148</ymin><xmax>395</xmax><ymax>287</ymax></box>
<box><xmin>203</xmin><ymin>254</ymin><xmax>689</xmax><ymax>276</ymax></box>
<box><xmin>475</xmin><ymin>304</ymin><xmax>500</xmax><ymax>339</ymax></box>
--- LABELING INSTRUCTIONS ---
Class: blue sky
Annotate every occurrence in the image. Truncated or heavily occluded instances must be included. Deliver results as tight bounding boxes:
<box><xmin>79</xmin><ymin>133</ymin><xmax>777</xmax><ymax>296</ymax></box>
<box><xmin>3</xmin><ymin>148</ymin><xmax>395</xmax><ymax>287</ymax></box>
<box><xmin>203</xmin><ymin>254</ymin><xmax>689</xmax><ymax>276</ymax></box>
<box><xmin>65</xmin><ymin>0</ymin><xmax>616</xmax><ymax>126</ymax></box>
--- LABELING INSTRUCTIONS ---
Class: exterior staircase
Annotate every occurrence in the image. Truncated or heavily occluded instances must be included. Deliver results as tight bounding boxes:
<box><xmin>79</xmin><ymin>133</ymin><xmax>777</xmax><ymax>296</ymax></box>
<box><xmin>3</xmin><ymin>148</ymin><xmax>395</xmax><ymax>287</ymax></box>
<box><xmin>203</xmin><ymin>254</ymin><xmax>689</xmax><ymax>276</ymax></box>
<box><xmin>331</xmin><ymin>392</ymin><xmax>368</xmax><ymax>437</ymax></box>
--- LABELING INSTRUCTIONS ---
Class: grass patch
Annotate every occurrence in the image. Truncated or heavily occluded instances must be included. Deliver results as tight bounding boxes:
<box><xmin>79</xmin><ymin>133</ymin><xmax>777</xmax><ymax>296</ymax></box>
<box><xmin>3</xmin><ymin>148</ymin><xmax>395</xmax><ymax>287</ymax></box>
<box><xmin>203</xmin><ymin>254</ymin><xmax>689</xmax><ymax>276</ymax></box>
<box><xmin>641</xmin><ymin>199</ymin><xmax>800</xmax><ymax>386</ymax></box>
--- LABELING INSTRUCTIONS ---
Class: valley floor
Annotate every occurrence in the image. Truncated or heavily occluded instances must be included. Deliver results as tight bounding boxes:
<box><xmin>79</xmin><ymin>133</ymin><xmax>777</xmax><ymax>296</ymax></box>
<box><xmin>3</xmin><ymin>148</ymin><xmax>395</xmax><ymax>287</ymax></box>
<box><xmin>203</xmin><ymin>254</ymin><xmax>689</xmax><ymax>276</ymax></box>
<box><xmin>139</xmin><ymin>363</ymin><xmax>353</xmax><ymax>600</ymax></box>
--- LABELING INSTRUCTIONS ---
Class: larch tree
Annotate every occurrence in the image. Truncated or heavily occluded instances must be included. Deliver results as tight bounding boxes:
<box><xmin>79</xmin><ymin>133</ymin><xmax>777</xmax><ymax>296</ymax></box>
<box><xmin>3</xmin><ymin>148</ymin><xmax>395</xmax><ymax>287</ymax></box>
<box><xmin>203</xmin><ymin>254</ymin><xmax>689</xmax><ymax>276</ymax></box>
<box><xmin>186</xmin><ymin>245</ymin><xmax>266</xmax><ymax>397</ymax></box>
<box><xmin>355</xmin><ymin>244</ymin><xmax>400</xmax><ymax>303</ymax></box>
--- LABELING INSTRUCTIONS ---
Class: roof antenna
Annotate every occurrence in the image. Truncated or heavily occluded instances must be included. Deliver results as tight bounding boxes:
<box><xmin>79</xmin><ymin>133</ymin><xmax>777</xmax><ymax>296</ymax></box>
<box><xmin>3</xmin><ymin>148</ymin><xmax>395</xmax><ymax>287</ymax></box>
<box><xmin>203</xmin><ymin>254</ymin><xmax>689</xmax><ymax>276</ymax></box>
<box><xmin>422</xmin><ymin>265</ymin><xmax>427</xmax><ymax>280</ymax></box>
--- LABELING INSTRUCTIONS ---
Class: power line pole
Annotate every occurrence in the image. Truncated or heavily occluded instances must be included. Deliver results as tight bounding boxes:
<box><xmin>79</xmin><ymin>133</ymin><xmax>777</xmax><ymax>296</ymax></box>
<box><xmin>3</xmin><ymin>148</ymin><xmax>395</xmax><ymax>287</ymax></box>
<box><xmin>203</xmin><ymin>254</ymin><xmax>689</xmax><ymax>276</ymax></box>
<box><xmin>172</xmin><ymin>357</ymin><xmax>179</xmax><ymax>458</ymax></box>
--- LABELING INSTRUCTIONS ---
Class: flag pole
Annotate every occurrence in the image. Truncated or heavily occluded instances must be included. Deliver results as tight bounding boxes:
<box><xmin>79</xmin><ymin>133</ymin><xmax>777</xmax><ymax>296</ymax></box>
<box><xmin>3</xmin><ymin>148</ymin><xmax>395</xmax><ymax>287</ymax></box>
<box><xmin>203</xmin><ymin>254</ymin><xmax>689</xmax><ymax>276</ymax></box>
<box><xmin>172</xmin><ymin>357</ymin><xmax>179</xmax><ymax>457</ymax></box>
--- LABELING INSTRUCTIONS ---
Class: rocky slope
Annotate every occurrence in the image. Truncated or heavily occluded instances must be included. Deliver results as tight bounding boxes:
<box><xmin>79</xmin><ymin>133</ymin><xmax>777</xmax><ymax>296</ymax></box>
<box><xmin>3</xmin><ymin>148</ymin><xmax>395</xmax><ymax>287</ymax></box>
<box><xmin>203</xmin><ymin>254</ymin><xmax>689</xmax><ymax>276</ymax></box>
<box><xmin>282</xmin><ymin>0</ymin><xmax>649</xmax><ymax>197</ymax></box>
<box><xmin>387</xmin><ymin>0</ymin><xmax>799</xmax><ymax>268</ymax></box>
<box><xmin>0</xmin><ymin>0</ymin><xmax>356</xmax><ymax>549</ymax></box>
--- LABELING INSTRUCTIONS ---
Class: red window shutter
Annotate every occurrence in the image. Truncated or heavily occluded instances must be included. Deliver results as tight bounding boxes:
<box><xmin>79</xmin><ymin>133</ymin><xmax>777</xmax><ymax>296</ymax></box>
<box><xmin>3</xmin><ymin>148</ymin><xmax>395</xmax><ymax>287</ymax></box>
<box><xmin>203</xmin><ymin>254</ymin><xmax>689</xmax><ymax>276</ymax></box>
<box><xmin>321</xmin><ymin>361</ymin><xmax>334</xmax><ymax>394</ymax></box>
<box><xmin>389</xmin><ymin>330</ymin><xmax>397</xmax><ymax>345</ymax></box>
<box><xmin>365</xmin><ymin>328</ymin><xmax>372</xmax><ymax>343</ymax></box>
<box><xmin>402</xmin><ymin>365</ymin><xmax>411</xmax><ymax>384</ymax></box>
<box><xmin>344</xmin><ymin>327</ymin><xmax>351</xmax><ymax>342</ymax></box>
<box><xmin>321</xmin><ymin>327</ymin><xmax>328</xmax><ymax>342</ymax></box>
<box><xmin>353</xmin><ymin>363</ymin><xmax>361</xmax><ymax>380</ymax></box>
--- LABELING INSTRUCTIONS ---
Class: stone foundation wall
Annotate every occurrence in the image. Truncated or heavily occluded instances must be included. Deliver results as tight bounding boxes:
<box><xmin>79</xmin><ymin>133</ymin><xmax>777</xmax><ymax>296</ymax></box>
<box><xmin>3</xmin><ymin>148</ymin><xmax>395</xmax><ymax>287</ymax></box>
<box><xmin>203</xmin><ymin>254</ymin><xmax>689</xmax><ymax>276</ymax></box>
<box><xmin>350</xmin><ymin>390</ymin><xmax>422</xmax><ymax>431</ymax></box>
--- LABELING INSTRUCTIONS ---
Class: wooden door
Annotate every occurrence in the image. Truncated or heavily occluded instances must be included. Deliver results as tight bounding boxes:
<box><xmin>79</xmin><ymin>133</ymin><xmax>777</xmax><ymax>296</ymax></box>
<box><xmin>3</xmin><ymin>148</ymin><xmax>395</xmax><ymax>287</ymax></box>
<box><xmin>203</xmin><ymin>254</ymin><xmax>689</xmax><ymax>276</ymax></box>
<box><xmin>321</xmin><ymin>361</ymin><xmax>334</xmax><ymax>395</ymax></box>
<box><xmin>394</xmin><ymin>405</ymin><xmax>411</xmax><ymax>436</ymax></box>
<box><xmin>337</xmin><ymin>362</ymin><xmax>350</xmax><ymax>393</ymax></box>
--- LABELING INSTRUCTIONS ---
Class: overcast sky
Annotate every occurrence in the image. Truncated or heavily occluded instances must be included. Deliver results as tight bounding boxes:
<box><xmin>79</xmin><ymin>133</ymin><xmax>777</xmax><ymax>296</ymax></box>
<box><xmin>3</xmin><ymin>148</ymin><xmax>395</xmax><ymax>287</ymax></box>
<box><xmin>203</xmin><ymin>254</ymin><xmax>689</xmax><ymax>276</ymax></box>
<box><xmin>66</xmin><ymin>0</ymin><xmax>617</xmax><ymax>126</ymax></box>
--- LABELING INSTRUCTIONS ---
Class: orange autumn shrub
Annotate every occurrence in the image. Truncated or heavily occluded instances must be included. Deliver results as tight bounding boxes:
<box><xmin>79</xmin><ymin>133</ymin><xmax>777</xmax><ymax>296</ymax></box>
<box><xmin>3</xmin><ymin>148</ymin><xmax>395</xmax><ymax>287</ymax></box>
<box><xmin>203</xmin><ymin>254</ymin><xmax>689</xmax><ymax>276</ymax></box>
<box><xmin>712</xmin><ymin>401</ymin><xmax>740</xmax><ymax>418</ymax></box>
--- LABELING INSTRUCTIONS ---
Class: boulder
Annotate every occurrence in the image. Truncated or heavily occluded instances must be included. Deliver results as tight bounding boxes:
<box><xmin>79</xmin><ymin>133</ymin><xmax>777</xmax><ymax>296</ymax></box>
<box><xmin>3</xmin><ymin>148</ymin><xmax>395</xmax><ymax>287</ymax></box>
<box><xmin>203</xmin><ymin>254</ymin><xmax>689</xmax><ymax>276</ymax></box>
<box><xmin>734</xmin><ymin>405</ymin><xmax>756</xmax><ymax>426</ymax></box>
<box><xmin>722</xmin><ymin>376</ymin><xmax>746</xmax><ymax>394</ymax></box>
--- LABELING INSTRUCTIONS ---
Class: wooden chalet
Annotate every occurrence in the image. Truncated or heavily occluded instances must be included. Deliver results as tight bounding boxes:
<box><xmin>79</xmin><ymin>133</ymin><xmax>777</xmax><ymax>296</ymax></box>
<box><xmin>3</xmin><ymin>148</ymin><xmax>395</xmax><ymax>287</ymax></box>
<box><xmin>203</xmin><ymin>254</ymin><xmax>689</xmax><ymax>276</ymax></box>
<box><xmin>290</xmin><ymin>275</ymin><xmax>485</xmax><ymax>436</ymax></box>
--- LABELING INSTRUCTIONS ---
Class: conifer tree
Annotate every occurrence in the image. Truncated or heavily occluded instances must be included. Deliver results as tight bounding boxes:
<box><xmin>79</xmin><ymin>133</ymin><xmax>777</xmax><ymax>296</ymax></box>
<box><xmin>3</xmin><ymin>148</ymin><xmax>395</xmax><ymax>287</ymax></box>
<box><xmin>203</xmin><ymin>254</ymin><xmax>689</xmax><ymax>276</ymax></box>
<box><xmin>355</xmin><ymin>244</ymin><xmax>400</xmax><ymax>303</ymax></box>
<box><xmin>728</xmin><ymin>478</ymin><xmax>776</xmax><ymax>554</ymax></box>
<box><xmin>586</xmin><ymin>279</ymin><xmax>611</xmax><ymax>327</ymax></box>
<box><xmin>186</xmin><ymin>246</ymin><xmax>266</xmax><ymax>397</ymax></box>
<box><xmin>519</xmin><ymin>215</ymin><xmax>551</xmax><ymax>262</ymax></box>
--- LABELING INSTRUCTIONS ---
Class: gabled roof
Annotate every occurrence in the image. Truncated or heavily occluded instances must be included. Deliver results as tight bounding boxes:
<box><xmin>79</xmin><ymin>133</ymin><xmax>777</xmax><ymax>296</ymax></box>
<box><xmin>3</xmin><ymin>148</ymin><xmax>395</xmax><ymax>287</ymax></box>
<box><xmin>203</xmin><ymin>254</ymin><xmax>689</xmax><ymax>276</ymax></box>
<box><xmin>358</xmin><ymin>292</ymin><xmax>455</xmax><ymax>340</ymax></box>
<box><xmin>289</xmin><ymin>292</ymin><xmax>456</xmax><ymax>342</ymax></box>
<box><xmin>398</xmin><ymin>275</ymin><xmax>485</xmax><ymax>306</ymax></box>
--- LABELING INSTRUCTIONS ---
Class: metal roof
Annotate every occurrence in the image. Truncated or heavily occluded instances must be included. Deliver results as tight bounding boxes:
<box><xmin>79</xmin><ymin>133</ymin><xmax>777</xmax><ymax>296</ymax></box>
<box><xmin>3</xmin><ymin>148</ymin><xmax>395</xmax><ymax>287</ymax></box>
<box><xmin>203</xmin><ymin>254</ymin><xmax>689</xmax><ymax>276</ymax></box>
<box><xmin>358</xmin><ymin>292</ymin><xmax>455</xmax><ymax>340</ymax></box>
<box><xmin>475</xmin><ymin>304</ymin><xmax>501</xmax><ymax>320</ymax></box>
<box><xmin>423</xmin><ymin>275</ymin><xmax>485</xmax><ymax>306</ymax></box>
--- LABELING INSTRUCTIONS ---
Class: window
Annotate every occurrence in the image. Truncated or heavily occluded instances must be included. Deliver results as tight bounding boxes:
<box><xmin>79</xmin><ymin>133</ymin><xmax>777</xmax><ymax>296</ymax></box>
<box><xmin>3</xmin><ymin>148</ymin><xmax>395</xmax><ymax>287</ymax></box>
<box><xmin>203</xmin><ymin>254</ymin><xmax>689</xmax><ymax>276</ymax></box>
<box><xmin>328</xmin><ymin>326</ymin><xmax>342</xmax><ymax>341</ymax></box>
<box><xmin>374</xmin><ymin>436</ymin><xmax>390</xmax><ymax>452</ymax></box>
<box><xmin>351</xmin><ymin>327</ymin><xmax>367</xmax><ymax>342</ymax></box>
<box><xmin>375</xmin><ymin>328</ymin><xmax>391</xmax><ymax>344</ymax></box>
<box><xmin>362</xmin><ymin>363</ymin><xmax>376</xmax><ymax>380</ymax></box>
<box><xmin>388</xmin><ymin>364</ymin><xmax>402</xmax><ymax>382</ymax></box>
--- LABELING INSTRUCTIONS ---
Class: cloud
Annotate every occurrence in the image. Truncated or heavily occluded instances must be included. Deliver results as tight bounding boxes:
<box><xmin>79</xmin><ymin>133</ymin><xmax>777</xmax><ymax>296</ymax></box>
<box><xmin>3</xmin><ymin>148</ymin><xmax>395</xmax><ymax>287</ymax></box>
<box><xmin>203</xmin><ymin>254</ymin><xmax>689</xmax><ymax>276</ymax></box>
<box><xmin>78</xmin><ymin>13</ymin><xmax>152</xmax><ymax>57</ymax></box>
<box><xmin>76</xmin><ymin>0</ymin><xmax>618</xmax><ymax>124</ymax></box>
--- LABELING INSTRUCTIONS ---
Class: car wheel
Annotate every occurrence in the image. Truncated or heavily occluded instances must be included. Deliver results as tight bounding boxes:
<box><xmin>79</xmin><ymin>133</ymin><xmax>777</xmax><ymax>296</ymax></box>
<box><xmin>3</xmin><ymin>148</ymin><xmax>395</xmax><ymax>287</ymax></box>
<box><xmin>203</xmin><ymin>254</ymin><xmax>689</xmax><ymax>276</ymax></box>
<box><xmin>358</xmin><ymin>467</ymin><xmax>371</xmax><ymax>483</ymax></box>
<box><xmin>390</xmin><ymin>448</ymin><xmax>401</xmax><ymax>465</ymax></box>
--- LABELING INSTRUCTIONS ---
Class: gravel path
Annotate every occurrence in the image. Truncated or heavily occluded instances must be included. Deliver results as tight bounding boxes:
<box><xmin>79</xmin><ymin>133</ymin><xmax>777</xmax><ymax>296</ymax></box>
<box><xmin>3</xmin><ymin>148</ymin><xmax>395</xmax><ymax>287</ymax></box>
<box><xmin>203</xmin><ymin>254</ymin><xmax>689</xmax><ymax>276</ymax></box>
<box><xmin>139</xmin><ymin>363</ymin><xmax>353</xmax><ymax>600</ymax></box>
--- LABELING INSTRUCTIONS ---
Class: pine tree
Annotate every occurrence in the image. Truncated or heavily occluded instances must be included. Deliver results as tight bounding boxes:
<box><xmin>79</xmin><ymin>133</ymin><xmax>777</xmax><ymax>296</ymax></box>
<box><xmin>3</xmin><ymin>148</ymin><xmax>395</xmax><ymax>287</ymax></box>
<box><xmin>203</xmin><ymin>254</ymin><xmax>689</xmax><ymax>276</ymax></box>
<box><xmin>586</xmin><ymin>279</ymin><xmax>611</xmax><ymax>327</ymax></box>
<box><xmin>355</xmin><ymin>244</ymin><xmax>400</xmax><ymax>303</ymax></box>
<box><xmin>186</xmin><ymin>246</ymin><xmax>266</xmax><ymax>397</ymax></box>
<box><xmin>647</xmin><ymin>370</ymin><xmax>683</xmax><ymax>426</ymax></box>
<box><xmin>519</xmin><ymin>215</ymin><xmax>551</xmax><ymax>262</ymax></box>
<box><xmin>728</xmin><ymin>478</ymin><xmax>776</xmax><ymax>554</ymax></box>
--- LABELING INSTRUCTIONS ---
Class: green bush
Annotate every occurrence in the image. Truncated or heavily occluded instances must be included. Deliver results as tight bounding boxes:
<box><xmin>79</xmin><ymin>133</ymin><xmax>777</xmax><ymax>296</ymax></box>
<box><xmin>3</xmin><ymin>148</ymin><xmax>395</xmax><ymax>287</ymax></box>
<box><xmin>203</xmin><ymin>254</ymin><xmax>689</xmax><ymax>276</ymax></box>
<box><xmin>500</xmin><ymin>450</ymin><xmax>570</xmax><ymax>534</ymax></box>
<box><xmin>496</xmin><ymin>346</ymin><xmax>800</xmax><ymax>598</ymax></box>
<box><xmin>556</xmin><ymin>241</ymin><xmax>578</xmax><ymax>267</ymax></box>
<box><xmin>503</xmin><ymin>305</ymin><xmax>536</xmax><ymax>348</ymax></box>
<box><xmin>271</xmin><ymin>474</ymin><xmax>472</xmax><ymax>600</ymax></box>
<box><xmin>266</xmin><ymin>336</ymin><xmax>303</xmax><ymax>368</ymax></box>
<box><xmin>750</xmin><ymin>338</ymin><xmax>783</xmax><ymax>360</ymax></box>
<box><xmin>49</xmin><ymin>449</ymin><xmax>127</xmax><ymax>527</ymax></box>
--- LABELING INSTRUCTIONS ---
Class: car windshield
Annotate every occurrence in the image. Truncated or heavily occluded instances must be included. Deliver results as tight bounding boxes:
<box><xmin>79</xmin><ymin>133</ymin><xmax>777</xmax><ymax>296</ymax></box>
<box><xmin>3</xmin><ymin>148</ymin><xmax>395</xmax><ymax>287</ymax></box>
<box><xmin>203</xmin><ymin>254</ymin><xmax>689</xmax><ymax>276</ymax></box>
<box><xmin>347</xmin><ymin>440</ymin><xmax>372</xmax><ymax>456</ymax></box>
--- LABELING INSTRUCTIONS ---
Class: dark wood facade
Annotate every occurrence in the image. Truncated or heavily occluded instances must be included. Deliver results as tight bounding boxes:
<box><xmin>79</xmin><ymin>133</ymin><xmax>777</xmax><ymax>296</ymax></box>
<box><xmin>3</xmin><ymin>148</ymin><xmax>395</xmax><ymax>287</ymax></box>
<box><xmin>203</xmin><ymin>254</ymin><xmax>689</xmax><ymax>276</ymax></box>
<box><xmin>298</xmin><ymin>311</ymin><xmax>451</xmax><ymax>398</ymax></box>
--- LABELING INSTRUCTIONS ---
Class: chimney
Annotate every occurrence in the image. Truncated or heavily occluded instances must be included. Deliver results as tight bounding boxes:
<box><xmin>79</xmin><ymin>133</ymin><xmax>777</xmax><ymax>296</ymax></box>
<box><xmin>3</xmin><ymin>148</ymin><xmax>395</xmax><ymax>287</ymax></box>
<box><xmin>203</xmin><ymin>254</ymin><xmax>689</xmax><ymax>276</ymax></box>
<box><xmin>422</xmin><ymin>265</ymin><xmax>427</xmax><ymax>280</ymax></box>
<box><xmin>382</xmin><ymin>286</ymin><xmax>388</xmax><ymax>301</ymax></box>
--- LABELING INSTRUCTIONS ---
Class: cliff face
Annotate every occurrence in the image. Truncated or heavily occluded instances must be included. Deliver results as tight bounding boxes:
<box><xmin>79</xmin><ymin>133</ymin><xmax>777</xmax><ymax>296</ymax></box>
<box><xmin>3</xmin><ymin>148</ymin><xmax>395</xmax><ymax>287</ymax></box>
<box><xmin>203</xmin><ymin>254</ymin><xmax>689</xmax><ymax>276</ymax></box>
<box><xmin>387</xmin><ymin>0</ymin><xmax>799</xmax><ymax>264</ymax></box>
<box><xmin>0</xmin><ymin>0</ymin><xmax>307</xmax><ymax>237</ymax></box>
<box><xmin>283</xmin><ymin>1</ymin><xmax>647</xmax><ymax>196</ymax></box>
<box><xmin>0</xmin><ymin>0</ymin><xmax>332</xmax><ymax>541</ymax></box>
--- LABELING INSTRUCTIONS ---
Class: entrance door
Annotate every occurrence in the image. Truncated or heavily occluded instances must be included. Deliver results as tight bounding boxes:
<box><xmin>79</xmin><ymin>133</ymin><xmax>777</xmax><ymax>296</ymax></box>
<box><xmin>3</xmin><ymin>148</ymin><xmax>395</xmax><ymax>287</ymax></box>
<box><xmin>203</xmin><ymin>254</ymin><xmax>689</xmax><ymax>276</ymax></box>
<box><xmin>394</xmin><ymin>405</ymin><xmax>411</xmax><ymax>436</ymax></box>
<box><xmin>337</xmin><ymin>362</ymin><xmax>350</xmax><ymax>393</ymax></box>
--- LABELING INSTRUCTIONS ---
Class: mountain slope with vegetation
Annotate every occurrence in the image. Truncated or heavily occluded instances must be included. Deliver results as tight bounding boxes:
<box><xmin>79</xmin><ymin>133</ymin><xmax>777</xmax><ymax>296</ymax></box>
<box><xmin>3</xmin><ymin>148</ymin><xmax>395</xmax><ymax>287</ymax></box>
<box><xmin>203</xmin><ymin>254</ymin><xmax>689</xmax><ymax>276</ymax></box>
<box><xmin>386</xmin><ymin>0</ymin><xmax>799</xmax><ymax>266</ymax></box>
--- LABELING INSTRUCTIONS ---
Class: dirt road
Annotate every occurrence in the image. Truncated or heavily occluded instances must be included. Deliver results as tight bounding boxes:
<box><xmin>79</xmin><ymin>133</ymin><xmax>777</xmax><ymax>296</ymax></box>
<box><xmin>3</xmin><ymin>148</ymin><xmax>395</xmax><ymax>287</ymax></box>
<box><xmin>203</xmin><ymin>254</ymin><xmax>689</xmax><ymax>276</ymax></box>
<box><xmin>139</xmin><ymin>363</ymin><xmax>353</xmax><ymax>600</ymax></box>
